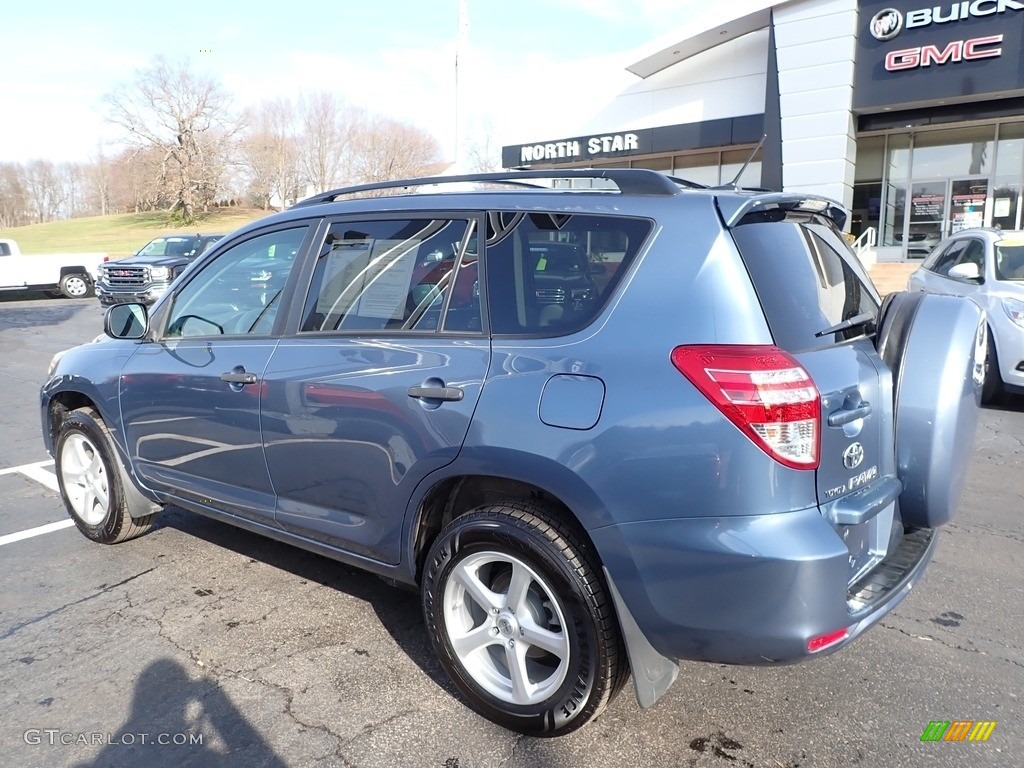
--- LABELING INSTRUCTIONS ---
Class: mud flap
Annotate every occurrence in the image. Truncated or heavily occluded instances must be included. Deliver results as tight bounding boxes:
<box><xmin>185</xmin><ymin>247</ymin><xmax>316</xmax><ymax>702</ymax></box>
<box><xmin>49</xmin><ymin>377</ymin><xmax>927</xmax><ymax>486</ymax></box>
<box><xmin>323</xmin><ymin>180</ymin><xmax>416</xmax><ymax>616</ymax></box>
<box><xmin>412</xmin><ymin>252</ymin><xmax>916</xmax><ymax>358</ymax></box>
<box><xmin>875</xmin><ymin>292</ymin><xmax>984</xmax><ymax>528</ymax></box>
<box><xmin>603</xmin><ymin>567</ymin><xmax>679</xmax><ymax>708</ymax></box>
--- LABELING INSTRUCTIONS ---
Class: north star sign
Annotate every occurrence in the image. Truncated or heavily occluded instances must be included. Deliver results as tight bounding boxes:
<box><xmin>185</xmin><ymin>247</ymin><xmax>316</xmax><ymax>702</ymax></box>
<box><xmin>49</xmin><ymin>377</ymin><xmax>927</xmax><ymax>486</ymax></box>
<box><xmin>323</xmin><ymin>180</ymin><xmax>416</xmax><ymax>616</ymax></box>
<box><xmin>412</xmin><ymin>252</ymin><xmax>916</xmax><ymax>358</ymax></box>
<box><xmin>518</xmin><ymin>133</ymin><xmax>640</xmax><ymax>164</ymax></box>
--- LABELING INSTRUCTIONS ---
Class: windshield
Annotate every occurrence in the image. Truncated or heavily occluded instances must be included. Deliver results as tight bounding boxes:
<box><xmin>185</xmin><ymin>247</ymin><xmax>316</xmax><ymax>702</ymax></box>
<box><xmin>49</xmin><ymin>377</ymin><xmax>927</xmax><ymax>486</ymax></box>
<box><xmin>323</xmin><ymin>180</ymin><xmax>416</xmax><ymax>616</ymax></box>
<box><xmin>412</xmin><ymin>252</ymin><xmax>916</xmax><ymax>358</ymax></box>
<box><xmin>137</xmin><ymin>237</ymin><xmax>194</xmax><ymax>257</ymax></box>
<box><xmin>995</xmin><ymin>240</ymin><xmax>1024</xmax><ymax>281</ymax></box>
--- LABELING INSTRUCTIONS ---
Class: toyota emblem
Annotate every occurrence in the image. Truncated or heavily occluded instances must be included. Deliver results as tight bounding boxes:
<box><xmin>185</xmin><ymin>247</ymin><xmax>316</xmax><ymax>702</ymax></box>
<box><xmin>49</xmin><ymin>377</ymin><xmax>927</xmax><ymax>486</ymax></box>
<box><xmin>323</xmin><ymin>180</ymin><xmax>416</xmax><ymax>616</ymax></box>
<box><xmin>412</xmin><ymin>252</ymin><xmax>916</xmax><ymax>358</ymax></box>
<box><xmin>843</xmin><ymin>442</ymin><xmax>865</xmax><ymax>469</ymax></box>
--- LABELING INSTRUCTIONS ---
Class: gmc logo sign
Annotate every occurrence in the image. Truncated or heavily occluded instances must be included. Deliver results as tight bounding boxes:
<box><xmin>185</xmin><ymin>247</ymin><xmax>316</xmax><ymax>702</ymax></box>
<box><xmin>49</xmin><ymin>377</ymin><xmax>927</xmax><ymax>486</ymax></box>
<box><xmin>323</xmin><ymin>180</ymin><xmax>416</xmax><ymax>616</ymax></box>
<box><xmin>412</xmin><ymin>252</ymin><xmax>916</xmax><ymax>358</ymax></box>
<box><xmin>885</xmin><ymin>34</ymin><xmax>1002</xmax><ymax>70</ymax></box>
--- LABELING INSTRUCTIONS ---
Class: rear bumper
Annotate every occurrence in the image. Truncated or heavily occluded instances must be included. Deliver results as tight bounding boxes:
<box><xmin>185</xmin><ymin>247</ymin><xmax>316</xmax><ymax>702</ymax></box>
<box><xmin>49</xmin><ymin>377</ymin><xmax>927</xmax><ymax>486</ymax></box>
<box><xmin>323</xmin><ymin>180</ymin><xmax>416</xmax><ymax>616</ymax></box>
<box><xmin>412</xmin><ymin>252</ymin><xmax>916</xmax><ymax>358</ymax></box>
<box><xmin>594</xmin><ymin>507</ymin><xmax>936</xmax><ymax>666</ymax></box>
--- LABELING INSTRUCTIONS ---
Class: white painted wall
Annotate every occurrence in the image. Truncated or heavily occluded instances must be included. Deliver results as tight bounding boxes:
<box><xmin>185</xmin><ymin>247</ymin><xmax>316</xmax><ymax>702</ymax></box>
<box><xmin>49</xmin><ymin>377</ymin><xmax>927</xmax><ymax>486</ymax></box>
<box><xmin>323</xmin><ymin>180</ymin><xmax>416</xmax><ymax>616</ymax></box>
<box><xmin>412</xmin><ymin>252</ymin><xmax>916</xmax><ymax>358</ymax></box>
<box><xmin>773</xmin><ymin>0</ymin><xmax>858</xmax><ymax>213</ymax></box>
<box><xmin>578</xmin><ymin>30</ymin><xmax>769</xmax><ymax>134</ymax></box>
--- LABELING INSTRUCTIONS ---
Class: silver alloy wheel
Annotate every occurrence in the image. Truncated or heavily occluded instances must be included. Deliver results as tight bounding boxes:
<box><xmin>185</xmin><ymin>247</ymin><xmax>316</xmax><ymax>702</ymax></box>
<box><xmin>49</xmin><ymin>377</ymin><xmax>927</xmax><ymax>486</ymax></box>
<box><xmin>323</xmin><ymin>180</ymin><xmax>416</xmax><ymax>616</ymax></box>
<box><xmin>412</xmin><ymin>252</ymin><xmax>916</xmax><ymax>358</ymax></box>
<box><xmin>443</xmin><ymin>551</ymin><xmax>571</xmax><ymax>706</ymax></box>
<box><xmin>60</xmin><ymin>433</ymin><xmax>111</xmax><ymax>525</ymax></box>
<box><xmin>63</xmin><ymin>275</ymin><xmax>89</xmax><ymax>297</ymax></box>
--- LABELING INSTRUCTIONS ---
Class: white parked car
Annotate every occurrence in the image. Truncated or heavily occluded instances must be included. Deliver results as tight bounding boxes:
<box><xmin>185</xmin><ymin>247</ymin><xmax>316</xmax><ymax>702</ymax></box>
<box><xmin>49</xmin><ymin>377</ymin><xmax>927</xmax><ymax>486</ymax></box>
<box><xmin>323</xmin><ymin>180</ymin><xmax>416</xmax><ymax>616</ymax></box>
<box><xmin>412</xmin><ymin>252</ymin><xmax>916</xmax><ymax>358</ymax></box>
<box><xmin>907</xmin><ymin>228</ymin><xmax>1024</xmax><ymax>402</ymax></box>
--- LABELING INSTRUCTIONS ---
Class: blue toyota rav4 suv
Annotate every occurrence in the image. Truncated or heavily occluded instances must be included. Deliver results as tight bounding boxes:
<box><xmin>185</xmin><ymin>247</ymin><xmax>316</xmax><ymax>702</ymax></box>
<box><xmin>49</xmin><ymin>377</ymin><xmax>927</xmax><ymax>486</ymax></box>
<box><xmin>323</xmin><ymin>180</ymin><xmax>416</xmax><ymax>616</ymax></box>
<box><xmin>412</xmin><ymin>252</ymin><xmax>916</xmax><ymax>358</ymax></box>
<box><xmin>41</xmin><ymin>169</ymin><xmax>984</xmax><ymax>736</ymax></box>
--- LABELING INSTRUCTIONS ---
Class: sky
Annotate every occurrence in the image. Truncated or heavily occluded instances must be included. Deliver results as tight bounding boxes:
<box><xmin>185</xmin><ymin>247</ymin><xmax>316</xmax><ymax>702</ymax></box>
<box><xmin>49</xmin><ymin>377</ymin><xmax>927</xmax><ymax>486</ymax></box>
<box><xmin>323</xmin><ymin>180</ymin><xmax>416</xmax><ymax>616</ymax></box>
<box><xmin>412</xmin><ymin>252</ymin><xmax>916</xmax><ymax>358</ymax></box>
<box><xmin>0</xmin><ymin>0</ymin><xmax>705</xmax><ymax>167</ymax></box>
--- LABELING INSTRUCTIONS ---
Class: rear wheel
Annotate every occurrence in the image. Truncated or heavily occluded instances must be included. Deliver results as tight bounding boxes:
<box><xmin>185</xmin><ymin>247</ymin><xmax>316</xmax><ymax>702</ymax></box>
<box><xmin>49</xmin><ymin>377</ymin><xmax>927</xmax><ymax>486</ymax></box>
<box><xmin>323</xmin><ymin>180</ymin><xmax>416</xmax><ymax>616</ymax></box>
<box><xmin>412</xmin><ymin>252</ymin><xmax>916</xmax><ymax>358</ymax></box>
<box><xmin>421</xmin><ymin>501</ymin><xmax>627</xmax><ymax>736</ymax></box>
<box><xmin>55</xmin><ymin>407</ymin><xmax>157</xmax><ymax>543</ymax></box>
<box><xmin>981</xmin><ymin>332</ymin><xmax>1004</xmax><ymax>405</ymax></box>
<box><xmin>59</xmin><ymin>273</ymin><xmax>93</xmax><ymax>299</ymax></box>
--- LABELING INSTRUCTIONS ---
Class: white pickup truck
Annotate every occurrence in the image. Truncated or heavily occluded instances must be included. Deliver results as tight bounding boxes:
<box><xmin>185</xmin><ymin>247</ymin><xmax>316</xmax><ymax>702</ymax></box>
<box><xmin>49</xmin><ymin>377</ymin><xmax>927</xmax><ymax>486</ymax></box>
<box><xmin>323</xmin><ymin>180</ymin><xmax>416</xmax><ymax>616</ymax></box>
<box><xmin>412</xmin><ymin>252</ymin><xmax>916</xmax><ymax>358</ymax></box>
<box><xmin>0</xmin><ymin>238</ymin><xmax>106</xmax><ymax>298</ymax></box>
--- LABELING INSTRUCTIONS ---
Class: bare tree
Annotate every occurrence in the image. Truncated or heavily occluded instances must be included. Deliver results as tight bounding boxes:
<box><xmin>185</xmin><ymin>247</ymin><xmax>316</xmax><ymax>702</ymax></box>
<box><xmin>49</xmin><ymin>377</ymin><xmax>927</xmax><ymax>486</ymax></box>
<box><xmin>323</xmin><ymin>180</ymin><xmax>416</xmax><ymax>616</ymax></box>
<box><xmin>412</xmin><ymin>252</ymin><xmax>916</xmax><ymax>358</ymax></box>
<box><xmin>104</xmin><ymin>56</ymin><xmax>237</xmax><ymax>223</ymax></box>
<box><xmin>0</xmin><ymin>163</ymin><xmax>31</xmax><ymax>228</ymax></box>
<box><xmin>240</xmin><ymin>98</ymin><xmax>304</xmax><ymax>209</ymax></box>
<box><xmin>465</xmin><ymin>117</ymin><xmax>501</xmax><ymax>172</ymax></box>
<box><xmin>352</xmin><ymin>116</ymin><xmax>442</xmax><ymax>184</ymax></box>
<box><xmin>88</xmin><ymin>146</ymin><xmax>112</xmax><ymax>217</ymax></box>
<box><xmin>298</xmin><ymin>92</ymin><xmax>359</xmax><ymax>193</ymax></box>
<box><xmin>109</xmin><ymin>147</ymin><xmax>173</xmax><ymax>214</ymax></box>
<box><xmin>23</xmin><ymin>160</ymin><xmax>66</xmax><ymax>223</ymax></box>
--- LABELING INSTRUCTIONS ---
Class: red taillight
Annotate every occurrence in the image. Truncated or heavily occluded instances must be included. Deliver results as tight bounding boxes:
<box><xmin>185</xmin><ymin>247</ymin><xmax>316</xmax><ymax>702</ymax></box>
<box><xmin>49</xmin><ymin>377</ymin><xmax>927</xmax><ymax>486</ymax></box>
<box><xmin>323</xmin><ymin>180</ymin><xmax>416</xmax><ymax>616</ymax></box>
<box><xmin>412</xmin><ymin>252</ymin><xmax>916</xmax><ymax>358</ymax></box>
<box><xmin>670</xmin><ymin>345</ymin><xmax>820</xmax><ymax>470</ymax></box>
<box><xmin>807</xmin><ymin>627</ymin><xmax>849</xmax><ymax>653</ymax></box>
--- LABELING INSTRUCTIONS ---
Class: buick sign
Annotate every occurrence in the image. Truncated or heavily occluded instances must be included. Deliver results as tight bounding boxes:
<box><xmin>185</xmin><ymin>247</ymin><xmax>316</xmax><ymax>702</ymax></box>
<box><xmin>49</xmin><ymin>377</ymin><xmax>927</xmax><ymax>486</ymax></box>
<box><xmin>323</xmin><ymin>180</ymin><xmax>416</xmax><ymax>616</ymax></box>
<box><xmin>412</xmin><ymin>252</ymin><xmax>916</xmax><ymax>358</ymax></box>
<box><xmin>870</xmin><ymin>8</ymin><xmax>903</xmax><ymax>40</ymax></box>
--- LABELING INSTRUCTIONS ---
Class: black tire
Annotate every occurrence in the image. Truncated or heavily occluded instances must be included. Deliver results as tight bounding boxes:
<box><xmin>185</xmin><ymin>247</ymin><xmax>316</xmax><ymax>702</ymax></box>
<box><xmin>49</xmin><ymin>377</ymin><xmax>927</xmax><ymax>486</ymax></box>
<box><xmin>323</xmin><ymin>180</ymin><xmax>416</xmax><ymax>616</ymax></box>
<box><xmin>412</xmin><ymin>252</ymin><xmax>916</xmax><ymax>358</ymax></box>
<box><xmin>59</xmin><ymin>272</ymin><xmax>94</xmax><ymax>299</ymax></box>
<box><xmin>55</xmin><ymin>407</ymin><xmax>158</xmax><ymax>544</ymax></box>
<box><xmin>421</xmin><ymin>500</ymin><xmax>627</xmax><ymax>736</ymax></box>
<box><xmin>981</xmin><ymin>331</ymin><xmax>1004</xmax><ymax>405</ymax></box>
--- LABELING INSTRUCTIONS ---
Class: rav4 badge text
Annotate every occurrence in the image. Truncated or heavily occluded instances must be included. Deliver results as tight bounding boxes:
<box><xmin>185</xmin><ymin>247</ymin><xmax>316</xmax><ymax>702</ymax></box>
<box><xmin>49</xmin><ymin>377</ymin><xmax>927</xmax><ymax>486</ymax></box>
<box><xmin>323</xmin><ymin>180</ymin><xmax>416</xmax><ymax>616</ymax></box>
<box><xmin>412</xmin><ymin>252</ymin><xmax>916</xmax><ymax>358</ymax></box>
<box><xmin>825</xmin><ymin>466</ymin><xmax>880</xmax><ymax>500</ymax></box>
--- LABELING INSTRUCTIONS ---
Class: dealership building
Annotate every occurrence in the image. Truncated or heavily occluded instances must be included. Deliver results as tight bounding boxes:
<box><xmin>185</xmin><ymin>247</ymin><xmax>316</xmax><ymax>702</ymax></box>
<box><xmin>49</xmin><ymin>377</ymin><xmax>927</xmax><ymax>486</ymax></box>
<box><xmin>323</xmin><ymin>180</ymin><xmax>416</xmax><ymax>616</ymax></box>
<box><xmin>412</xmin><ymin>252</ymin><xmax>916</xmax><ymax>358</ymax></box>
<box><xmin>501</xmin><ymin>0</ymin><xmax>1024</xmax><ymax>261</ymax></box>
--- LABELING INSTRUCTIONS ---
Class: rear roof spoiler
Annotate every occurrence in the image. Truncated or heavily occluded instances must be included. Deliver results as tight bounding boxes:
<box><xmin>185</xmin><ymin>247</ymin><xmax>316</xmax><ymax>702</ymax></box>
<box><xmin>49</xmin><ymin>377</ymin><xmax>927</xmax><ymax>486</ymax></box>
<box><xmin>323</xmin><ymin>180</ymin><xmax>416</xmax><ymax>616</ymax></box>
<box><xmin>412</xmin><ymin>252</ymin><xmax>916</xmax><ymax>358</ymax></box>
<box><xmin>717</xmin><ymin>193</ymin><xmax>847</xmax><ymax>231</ymax></box>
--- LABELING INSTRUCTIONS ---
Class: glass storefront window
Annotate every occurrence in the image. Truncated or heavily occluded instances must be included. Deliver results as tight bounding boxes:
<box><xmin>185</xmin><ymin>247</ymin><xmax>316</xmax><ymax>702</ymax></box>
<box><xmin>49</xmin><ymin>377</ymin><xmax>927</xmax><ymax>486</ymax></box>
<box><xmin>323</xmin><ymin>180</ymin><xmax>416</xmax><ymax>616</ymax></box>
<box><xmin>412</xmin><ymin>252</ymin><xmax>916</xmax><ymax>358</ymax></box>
<box><xmin>995</xmin><ymin>122</ymin><xmax>1024</xmax><ymax>178</ymax></box>
<box><xmin>631</xmin><ymin>156</ymin><xmax>673</xmax><ymax>171</ymax></box>
<box><xmin>674</xmin><ymin>152</ymin><xmax>721</xmax><ymax>186</ymax></box>
<box><xmin>911</xmin><ymin>126</ymin><xmax>995</xmax><ymax>178</ymax></box>
<box><xmin>886</xmin><ymin>133</ymin><xmax>911</xmax><ymax>183</ymax></box>
<box><xmin>721</xmin><ymin>148</ymin><xmax>762</xmax><ymax>188</ymax></box>
<box><xmin>855</xmin><ymin>136</ymin><xmax>885</xmax><ymax>182</ymax></box>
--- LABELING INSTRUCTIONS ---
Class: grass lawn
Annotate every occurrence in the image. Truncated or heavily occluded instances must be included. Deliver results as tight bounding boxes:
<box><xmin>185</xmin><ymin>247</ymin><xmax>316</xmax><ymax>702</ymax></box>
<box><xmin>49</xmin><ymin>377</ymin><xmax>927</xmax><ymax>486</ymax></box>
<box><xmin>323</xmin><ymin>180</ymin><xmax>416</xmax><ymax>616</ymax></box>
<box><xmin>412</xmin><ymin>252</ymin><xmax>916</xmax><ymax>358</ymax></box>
<box><xmin>0</xmin><ymin>208</ymin><xmax>272</xmax><ymax>258</ymax></box>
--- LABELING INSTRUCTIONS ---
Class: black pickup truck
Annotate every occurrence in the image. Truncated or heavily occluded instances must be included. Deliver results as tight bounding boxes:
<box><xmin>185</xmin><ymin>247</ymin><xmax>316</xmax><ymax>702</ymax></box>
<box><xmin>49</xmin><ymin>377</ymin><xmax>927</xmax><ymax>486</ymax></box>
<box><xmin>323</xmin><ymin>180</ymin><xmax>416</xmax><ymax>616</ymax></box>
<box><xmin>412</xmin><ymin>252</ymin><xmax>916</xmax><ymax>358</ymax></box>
<box><xmin>96</xmin><ymin>234</ymin><xmax>223</xmax><ymax>306</ymax></box>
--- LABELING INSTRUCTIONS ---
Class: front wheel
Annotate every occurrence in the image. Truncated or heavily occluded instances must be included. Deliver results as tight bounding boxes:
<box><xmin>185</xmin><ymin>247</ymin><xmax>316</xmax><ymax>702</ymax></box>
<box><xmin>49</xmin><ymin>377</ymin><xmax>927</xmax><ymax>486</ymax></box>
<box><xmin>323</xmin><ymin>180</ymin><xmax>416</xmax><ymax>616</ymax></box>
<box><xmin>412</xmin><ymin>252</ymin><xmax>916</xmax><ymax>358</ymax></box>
<box><xmin>981</xmin><ymin>332</ymin><xmax>1004</xmax><ymax>405</ymax></box>
<box><xmin>55</xmin><ymin>407</ymin><xmax>157</xmax><ymax>543</ymax></box>
<box><xmin>59</xmin><ymin>272</ymin><xmax>94</xmax><ymax>299</ymax></box>
<box><xmin>421</xmin><ymin>501</ymin><xmax>627</xmax><ymax>736</ymax></box>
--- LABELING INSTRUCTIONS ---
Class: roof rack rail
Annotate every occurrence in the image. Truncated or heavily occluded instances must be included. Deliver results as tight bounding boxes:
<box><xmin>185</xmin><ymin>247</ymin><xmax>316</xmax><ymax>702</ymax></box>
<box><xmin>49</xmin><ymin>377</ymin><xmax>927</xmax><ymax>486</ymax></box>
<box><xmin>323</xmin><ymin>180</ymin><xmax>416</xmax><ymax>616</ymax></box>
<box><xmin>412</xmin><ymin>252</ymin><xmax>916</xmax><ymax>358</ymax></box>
<box><xmin>290</xmin><ymin>168</ymin><xmax>690</xmax><ymax>208</ymax></box>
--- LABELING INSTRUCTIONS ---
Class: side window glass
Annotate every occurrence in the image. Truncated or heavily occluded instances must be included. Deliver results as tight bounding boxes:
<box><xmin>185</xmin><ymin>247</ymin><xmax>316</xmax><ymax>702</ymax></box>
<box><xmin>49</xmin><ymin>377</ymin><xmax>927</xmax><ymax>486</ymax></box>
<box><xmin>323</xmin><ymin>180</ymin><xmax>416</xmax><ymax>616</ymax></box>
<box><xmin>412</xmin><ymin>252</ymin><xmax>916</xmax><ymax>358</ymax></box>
<box><xmin>300</xmin><ymin>219</ymin><xmax>473</xmax><ymax>333</ymax></box>
<box><xmin>921</xmin><ymin>242</ymin><xmax>949</xmax><ymax>271</ymax></box>
<box><xmin>164</xmin><ymin>226</ymin><xmax>307</xmax><ymax>338</ymax></box>
<box><xmin>485</xmin><ymin>212</ymin><xmax>651</xmax><ymax>335</ymax></box>
<box><xmin>953</xmin><ymin>240</ymin><xmax>985</xmax><ymax>272</ymax></box>
<box><xmin>0</xmin><ymin>242</ymin><xmax>9</xmax><ymax>256</ymax></box>
<box><xmin>932</xmin><ymin>241</ymin><xmax>967</xmax><ymax>276</ymax></box>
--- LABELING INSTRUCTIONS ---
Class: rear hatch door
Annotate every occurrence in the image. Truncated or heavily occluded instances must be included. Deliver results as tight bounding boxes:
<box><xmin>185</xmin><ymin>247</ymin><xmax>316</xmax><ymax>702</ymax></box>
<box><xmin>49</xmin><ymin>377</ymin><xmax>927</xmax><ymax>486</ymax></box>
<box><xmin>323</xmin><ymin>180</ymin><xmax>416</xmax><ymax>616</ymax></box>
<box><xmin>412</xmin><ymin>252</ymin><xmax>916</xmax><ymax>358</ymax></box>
<box><xmin>729</xmin><ymin>208</ymin><xmax>898</xmax><ymax>586</ymax></box>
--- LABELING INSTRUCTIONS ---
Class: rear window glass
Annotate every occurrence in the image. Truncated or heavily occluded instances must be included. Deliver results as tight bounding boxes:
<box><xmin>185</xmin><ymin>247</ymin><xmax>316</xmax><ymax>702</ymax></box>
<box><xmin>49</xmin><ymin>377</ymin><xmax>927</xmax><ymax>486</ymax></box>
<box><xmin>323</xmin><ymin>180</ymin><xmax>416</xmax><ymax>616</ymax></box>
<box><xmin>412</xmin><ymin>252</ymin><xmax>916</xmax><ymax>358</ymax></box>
<box><xmin>486</xmin><ymin>212</ymin><xmax>651</xmax><ymax>335</ymax></box>
<box><xmin>731</xmin><ymin>215</ymin><xmax>879</xmax><ymax>351</ymax></box>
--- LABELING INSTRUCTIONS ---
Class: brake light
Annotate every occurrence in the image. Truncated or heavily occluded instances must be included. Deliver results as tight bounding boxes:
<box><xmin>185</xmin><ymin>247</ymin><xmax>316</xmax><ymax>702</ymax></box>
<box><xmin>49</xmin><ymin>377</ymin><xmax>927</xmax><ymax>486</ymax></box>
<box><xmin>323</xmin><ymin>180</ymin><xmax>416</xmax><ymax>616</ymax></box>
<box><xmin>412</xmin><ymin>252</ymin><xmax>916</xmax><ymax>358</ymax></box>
<box><xmin>670</xmin><ymin>345</ymin><xmax>820</xmax><ymax>470</ymax></box>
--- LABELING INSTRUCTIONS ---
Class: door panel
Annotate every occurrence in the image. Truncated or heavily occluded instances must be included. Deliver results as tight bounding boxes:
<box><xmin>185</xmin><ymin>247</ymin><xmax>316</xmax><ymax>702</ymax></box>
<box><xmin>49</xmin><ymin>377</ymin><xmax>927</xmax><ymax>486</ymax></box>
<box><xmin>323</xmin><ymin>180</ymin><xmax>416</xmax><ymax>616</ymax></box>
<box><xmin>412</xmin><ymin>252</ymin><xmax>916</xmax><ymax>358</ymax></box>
<box><xmin>121</xmin><ymin>341</ymin><xmax>278</xmax><ymax>521</ymax></box>
<box><xmin>261</xmin><ymin>215</ymin><xmax>487</xmax><ymax>564</ymax></box>
<box><xmin>261</xmin><ymin>338</ymin><xmax>488</xmax><ymax>562</ymax></box>
<box><xmin>120</xmin><ymin>224</ymin><xmax>310</xmax><ymax>523</ymax></box>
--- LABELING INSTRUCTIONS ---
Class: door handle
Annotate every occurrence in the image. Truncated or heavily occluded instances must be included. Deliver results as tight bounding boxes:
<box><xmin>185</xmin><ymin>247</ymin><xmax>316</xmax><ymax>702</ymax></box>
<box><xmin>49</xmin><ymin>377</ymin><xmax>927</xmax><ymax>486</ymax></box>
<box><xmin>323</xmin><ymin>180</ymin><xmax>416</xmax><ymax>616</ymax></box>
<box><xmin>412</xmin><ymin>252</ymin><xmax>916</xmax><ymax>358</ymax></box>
<box><xmin>407</xmin><ymin>385</ymin><xmax>464</xmax><ymax>402</ymax></box>
<box><xmin>828</xmin><ymin>402</ymin><xmax>871</xmax><ymax>427</ymax></box>
<box><xmin>220</xmin><ymin>370</ymin><xmax>257</xmax><ymax>385</ymax></box>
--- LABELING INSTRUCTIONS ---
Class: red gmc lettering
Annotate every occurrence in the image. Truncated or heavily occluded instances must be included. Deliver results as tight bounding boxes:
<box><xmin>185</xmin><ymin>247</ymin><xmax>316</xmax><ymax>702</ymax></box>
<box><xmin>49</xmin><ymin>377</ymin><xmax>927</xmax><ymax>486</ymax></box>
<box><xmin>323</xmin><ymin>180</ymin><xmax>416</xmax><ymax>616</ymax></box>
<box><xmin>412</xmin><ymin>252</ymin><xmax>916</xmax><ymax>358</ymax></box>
<box><xmin>921</xmin><ymin>40</ymin><xmax>963</xmax><ymax>66</ymax></box>
<box><xmin>885</xmin><ymin>34</ymin><xmax>1003</xmax><ymax>71</ymax></box>
<box><xmin>964</xmin><ymin>35</ymin><xmax>1003</xmax><ymax>59</ymax></box>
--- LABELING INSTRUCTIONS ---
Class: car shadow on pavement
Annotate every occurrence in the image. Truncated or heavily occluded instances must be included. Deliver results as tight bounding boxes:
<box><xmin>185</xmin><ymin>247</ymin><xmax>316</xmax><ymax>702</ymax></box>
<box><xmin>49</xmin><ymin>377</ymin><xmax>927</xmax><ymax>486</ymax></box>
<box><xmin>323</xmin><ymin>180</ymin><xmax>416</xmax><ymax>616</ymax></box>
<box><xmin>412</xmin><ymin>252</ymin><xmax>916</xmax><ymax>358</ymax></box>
<box><xmin>985</xmin><ymin>391</ymin><xmax>1024</xmax><ymax>411</ymax></box>
<box><xmin>155</xmin><ymin>506</ymin><xmax>460</xmax><ymax>697</ymax></box>
<box><xmin>71</xmin><ymin>657</ymin><xmax>287</xmax><ymax>768</ymax></box>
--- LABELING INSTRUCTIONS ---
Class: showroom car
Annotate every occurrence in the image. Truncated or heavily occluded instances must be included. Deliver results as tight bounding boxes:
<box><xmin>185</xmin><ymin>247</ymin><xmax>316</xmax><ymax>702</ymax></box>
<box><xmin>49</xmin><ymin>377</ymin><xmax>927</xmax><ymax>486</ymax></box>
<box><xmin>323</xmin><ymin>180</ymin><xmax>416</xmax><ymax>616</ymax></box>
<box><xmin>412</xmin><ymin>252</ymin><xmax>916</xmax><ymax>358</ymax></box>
<box><xmin>907</xmin><ymin>228</ymin><xmax>1024</xmax><ymax>403</ymax></box>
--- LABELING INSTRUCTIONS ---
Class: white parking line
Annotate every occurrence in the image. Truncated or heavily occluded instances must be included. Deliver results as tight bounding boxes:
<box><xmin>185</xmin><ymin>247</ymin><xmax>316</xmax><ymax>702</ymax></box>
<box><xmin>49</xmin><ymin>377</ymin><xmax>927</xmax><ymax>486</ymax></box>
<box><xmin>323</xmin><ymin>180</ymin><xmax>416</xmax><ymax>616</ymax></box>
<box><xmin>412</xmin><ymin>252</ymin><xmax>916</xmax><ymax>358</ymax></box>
<box><xmin>0</xmin><ymin>459</ymin><xmax>55</xmax><ymax>476</ymax></box>
<box><xmin>0</xmin><ymin>519</ymin><xmax>75</xmax><ymax>547</ymax></box>
<box><xmin>0</xmin><ymin>459</ymin><xmax>70</xmax><ymax>546</ymax></box>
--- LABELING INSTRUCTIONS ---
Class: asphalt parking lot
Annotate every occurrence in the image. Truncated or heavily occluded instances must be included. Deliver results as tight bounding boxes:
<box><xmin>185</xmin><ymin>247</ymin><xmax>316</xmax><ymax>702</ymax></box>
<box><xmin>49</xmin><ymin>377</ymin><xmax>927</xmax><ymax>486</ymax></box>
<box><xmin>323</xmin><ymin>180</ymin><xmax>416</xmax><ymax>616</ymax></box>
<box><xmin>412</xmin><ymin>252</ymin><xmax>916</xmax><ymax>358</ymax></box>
<box><xmin>0</xmin><ymin>294</ymin><xmax>1021</xmax><ymax>768</ymax></box>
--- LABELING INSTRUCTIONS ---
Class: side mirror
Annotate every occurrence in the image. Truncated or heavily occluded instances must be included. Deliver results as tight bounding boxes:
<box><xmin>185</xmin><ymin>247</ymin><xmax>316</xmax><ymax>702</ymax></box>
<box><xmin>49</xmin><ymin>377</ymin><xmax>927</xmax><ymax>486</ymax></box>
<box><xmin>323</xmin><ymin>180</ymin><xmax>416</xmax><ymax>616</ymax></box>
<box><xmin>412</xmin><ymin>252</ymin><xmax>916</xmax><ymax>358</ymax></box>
<box><xmin>948</xmin><ymin>262</ymin><xmax>981</xmax><ymax>283</ymax></box>
<box><xmin>104</xmin><ymin>303</ymin><xmax>149</xmax><ymax>340</ymax></box>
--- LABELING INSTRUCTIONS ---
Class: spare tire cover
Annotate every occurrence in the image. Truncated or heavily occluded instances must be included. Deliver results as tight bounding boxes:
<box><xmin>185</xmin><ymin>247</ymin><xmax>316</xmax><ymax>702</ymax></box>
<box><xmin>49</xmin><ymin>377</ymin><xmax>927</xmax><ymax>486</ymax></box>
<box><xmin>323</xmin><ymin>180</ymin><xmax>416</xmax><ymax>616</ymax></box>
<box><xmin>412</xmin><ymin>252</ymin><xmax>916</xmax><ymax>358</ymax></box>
<box><xmin>875</xmin><ymin>292</ymin><xmax>984</xmax><ymax>528</ymax></box>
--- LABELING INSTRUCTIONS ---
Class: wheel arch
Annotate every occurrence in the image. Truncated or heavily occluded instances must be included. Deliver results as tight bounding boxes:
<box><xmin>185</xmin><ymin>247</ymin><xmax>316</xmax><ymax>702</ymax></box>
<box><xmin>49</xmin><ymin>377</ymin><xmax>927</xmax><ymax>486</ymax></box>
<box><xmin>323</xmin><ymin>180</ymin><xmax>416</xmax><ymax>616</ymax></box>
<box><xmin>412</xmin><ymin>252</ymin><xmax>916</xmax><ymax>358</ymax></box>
<box><xmin>404</xmin><ymin>450</ymin><xmax>609</xmax><ymax>585</ymax></box>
